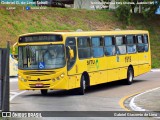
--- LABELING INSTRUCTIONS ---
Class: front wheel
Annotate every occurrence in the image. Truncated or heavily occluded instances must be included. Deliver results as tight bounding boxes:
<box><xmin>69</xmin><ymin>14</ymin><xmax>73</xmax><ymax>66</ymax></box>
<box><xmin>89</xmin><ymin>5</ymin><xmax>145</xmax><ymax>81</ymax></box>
<box><xmin>125</xmin><ymin>68</ymin><xmax>133</xmax><ymax>85</ymax></box>
<box><xmin>41</xmin><ymin>89</ymin><xmax>48</xmax><ymax>95</ymax></box>
<box><xmin>78</xmin><ymin>75</ymin><xmax>86</xmax><ymax>95</ymax></box>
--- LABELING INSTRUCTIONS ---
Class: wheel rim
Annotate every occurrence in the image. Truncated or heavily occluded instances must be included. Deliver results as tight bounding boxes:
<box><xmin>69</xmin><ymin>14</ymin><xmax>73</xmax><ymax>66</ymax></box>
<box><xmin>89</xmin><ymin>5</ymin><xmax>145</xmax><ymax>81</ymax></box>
<box><xmin>129</xmin><ymin>70</ymin><xmax>133</xmax><ymax>82</ymax></box>
<box><xmin>83</xmin><ymin>79</ymin><xmax>86</xmax><ymax>90</ymax></box>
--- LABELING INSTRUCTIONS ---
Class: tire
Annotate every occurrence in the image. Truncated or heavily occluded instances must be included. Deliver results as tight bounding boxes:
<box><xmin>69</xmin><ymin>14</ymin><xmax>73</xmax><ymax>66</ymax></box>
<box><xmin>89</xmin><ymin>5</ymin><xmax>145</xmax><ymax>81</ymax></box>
<box><xmin>125</xmin><ymin>67</ymin><xmax>134</xmax><ymax>85</ymax></box>
<box><xmin>78</xmin><ymin>75</ymin><xmax>86</xmax><ymax>95</ymax></box>
<box><xmin>41</xmin><ymin>89</ymin><xmax>48</xmax><ymax>95</ymax></box>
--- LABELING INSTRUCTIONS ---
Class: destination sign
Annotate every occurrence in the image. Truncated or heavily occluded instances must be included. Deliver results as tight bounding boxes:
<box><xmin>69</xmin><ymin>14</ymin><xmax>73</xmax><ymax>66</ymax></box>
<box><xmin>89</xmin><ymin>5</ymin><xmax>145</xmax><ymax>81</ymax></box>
<box><xmin>19</xmin><ymin>34</ymin><xmax>63</xmax><ymax>43</ymax></box>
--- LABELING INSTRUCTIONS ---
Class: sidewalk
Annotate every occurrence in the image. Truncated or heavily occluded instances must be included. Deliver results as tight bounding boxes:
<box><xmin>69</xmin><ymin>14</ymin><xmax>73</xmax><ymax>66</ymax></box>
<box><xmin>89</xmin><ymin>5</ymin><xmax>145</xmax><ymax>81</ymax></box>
<box><xmin>130</xmin><ymin>87</ymin><xmax>160</xmax><ymax>111</ymax></box>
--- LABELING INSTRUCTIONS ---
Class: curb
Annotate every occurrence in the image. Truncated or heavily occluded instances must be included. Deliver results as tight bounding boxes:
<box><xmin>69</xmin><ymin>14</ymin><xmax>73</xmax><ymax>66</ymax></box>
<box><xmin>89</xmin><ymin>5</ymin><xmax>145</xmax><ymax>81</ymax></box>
<box><xmin>129</xmin><ymin>87</ymin><xmax>160</xmax><ymax>111</ymax></box>
<box><xmin>10</xmin><ymin>77</ymin><xmax>18</xmax><ymax>82</ymax></box>
<box><xmin>151</xmin><ymin>69</ymin><xmax>160</xmax><ymax>72</ymax></box>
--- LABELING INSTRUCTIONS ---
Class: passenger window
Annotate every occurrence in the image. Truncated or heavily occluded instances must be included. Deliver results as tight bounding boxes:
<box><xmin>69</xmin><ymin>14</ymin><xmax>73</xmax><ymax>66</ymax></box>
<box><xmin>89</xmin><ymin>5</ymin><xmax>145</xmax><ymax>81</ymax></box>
<box><xmin>104</xmin><ymin>36</ymin><xmax>116</xmax><ymax>56</ymax></box>
<box><xmin>115</xmin><ymin>36</ymin><xmax>126</xmax><ymax>54</ymax></box>
<box><xmin>91</xmin><ymin>37</ymin><xmax>104</xmax><ymax>58</ymax></box>
<box><xmin>116</xmin><ymin>36</ymin><xmax>125</xmax><ymax>45</ymax></box>
<box><xmin>137</xmin><ymin>35</ymin><xmax>145</xmax><ymax>52</ymax></box>
<box><xmin>78</xmin><ymin>37</ymin><xmax>91</xmax><ymax>59</ymax></box>
<box><xmin>143</xmin><ymin>35</ymin><xmax>148</xmax><ymax>44</ymax></box>
<box><xmin>137</xmin><ymin>36</ymin><xmax>143</xmax><ymax>43</ymax></box>
<box><xmin>78</xmin><ymin>37</ymin><xmax>90</xmax><ymax>48</ymax></box>
<box><xmin>126</xmin><ymin>35</ymin><xmax>137</xmax><ymax>54</ymax></box>
<box><xmin>144</xmin><ymin>35</ymin><xmax>149</xmax><ymax>52</ymax></box>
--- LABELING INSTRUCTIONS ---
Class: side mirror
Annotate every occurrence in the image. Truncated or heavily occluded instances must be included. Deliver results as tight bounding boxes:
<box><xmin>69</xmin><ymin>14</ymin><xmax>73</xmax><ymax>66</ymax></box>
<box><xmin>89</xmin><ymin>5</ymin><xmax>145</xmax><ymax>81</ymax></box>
<box><xmin>12</xmin><ymin>42</ymin><xmax>18</xmax><ymax>61</ymax></box>
<box><xmin>68</xmin><ymin>46</ymin><xmax>74</xmax><ymax>59</ymax></box>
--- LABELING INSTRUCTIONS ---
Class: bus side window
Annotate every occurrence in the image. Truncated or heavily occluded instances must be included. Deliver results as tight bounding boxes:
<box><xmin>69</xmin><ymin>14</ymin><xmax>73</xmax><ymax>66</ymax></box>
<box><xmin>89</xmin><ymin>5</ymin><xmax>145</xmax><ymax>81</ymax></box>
<box><xmin>126</xmin><ymin>35</ymin><xmax>137</xmax><ymax>54</ymax></box>
<box><xmin>65</xmin><ymin>37</ymin><xmax>77</xmax><ymax>70</ymax></box>
<box><xmin>104</xmin><ymin>36</ymin><xmax>116</xmax><ymax>56</ymax></box>
<box><xmin>77</xmin><ymin>37</ymin><xmax>91</xmax><ymax>59</ymax></box>
<box><xmin>91</xmin><ymin>37</ymin><xmax>104</xmax><ymax>58</ymax></box>
<box><xmin>115</xmin><ymin>36</ymin><xmax>126</xmax><ymax>55</ymax></box>
<box><xmin>144</xmin><ymin>35</ymin><xmax>149</xmax><ymax>52</ymax></box>
<box><xmin>137</xmin><ymin>35</ymin><xmax>145</xmax><ymax>52</ymax></box>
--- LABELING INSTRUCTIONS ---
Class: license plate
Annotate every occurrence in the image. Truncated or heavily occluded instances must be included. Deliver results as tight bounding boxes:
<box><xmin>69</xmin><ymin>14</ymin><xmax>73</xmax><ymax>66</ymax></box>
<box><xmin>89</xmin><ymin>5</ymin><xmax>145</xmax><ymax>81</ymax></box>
<box><xmin>35</xmin><ymin>83</ymin><xmax>43</xmax><ymax>87</ymax></box>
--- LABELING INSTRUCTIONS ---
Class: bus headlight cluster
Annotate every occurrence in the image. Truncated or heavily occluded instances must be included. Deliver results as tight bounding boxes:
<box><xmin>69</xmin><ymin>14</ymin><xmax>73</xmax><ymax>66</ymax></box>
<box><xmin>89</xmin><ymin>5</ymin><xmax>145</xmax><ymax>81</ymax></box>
<box><xmin>18</xmin><ymin>76</ymin><xmax>27</xmax><ymax>82</ymax></box>
<box><xmin>60</xmin><ymin>73</ymin><xmax>65</xmax><ymax>78</ymax></box>
<box><xmin>52</xmin><ymin>73</ymin><xmax>65</xmax><ymax>82</ymax></box>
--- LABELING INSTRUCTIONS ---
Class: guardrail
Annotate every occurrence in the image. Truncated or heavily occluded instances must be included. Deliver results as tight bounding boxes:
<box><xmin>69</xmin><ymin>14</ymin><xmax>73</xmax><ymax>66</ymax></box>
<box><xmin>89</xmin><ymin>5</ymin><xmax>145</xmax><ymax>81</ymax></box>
<box><xmin>0</xmin><ymin>41</ymin><xmax>10</xmax><ymax>112</ymax></box>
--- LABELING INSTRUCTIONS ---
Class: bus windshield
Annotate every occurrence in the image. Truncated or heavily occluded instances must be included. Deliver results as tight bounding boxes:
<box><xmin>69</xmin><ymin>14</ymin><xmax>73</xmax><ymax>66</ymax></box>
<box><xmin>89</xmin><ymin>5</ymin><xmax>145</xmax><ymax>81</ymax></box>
<box><xmin>18</xmin><ymin>44</ymin><xmax>65</xmax><ymax>70</ymax></box>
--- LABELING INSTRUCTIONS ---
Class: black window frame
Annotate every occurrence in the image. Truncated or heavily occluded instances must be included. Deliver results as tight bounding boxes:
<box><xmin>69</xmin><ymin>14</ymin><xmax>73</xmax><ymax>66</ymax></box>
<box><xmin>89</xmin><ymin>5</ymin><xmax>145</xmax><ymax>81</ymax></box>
<box><xmin>104</xmin><ymin>36</ymin><xmax>116</xmax><ymax>56</ymax></box>
<box><xmin>115</xmin><ymin>36</ymin><xmax>127</xmax><ymax>55</ymax></box>
<box><xmin>136</xmin><ymin>35</ymin><xmax>145</xmax><ymax>53</ymax></box>
<box><xmin>77</xmin><ymin>36</ymin><xmax>91</xmax><ymax>59</ymax></box>
<box><xmin>91</xmin><ymin>36</ymin><xmax>104</xmax><ymax>58</ymax></box>
<box><xmin>143</xmin><ymin>34</ymin><xmax>149</xmax><ymax>52</ymax></box>
<box><xmin>126</xmin><ymin>35</ymin><xmax>137</xmax><ymax>54</ymax></box>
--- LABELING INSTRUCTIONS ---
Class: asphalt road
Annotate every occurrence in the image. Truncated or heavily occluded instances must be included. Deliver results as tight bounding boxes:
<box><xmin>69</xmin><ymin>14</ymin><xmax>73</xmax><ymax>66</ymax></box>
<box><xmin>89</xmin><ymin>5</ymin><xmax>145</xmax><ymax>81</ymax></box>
<box><xmin>9</xmin><ymin>71</ymin><xmax>160</xmax><ymax>119</ymax></box>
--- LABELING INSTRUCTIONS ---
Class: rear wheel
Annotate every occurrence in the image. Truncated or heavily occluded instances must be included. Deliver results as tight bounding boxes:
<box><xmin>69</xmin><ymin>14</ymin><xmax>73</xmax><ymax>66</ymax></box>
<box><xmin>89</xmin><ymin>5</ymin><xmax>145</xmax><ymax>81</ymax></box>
<box><xmin>41</xmin><ymin>89</ymin><xmax>48</xmax><ymax>95</ymax></box>
<box><xmin>125</xmin><ymin>67</ymin><xmax>134</xmax><ymax>85</ymax></box>
<box><xmin>78</xmin><ymin>75</ymin><xmax>86</xmax><ymax>95</ymax></box>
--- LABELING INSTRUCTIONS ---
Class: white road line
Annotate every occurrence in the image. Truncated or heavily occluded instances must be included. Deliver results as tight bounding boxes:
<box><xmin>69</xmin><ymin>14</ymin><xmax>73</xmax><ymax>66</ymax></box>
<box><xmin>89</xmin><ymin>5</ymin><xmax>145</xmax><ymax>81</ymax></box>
<box><xmin>130</xmin><ymin>87</ymin><xmax>160</xmax><ymax>111</ymax></box>
<box><xmin>10</xmin><ymin>90</ymin><xmax>27</xmax><ymax>102</ymax></box>
<box><xmin>129</xmin><ymin>87</ymin><xmax>160</xmax><ymax>118</ymax></box>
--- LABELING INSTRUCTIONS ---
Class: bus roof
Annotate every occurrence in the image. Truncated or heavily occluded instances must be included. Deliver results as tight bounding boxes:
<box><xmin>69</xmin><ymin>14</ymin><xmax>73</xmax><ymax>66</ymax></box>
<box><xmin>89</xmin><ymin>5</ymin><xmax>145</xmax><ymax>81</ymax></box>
<box><xmin>19</xmin><ymin>30</ymin><xmax>149</xmax><ymax>37</ymax></box>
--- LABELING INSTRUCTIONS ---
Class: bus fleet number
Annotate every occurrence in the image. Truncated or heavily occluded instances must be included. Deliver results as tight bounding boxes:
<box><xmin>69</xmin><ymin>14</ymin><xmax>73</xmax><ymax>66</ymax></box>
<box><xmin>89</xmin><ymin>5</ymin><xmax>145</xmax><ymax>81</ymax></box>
<box><xmin>125</xmin><ymin>56</ymin><xmax>131</xmax><ymax>63</ymax></box>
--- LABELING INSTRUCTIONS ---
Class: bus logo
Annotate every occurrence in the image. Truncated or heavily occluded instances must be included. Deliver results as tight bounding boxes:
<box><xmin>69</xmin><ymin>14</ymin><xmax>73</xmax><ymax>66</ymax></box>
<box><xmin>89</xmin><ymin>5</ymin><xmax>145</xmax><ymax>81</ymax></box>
<box><xmin>38</xmin><ymin>62</ymin><xmax>45</xmax><ymax>69</ymax></box>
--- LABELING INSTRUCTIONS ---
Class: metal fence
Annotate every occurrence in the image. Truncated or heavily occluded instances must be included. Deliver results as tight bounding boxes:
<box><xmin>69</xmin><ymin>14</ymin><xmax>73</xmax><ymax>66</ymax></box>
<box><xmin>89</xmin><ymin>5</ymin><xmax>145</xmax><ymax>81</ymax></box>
<box><xmin>0</xmin><ymin>41</ymin><xmax>10</xmax><ymax>112</ymax></box>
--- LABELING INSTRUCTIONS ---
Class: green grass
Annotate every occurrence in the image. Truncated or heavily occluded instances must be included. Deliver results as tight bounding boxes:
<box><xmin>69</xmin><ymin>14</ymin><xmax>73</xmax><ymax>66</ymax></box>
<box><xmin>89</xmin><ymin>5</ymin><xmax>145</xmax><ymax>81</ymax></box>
<box><xmin>0</xmin><ymin>5</ymin><xmax>160</xmax><ymax>68</ymax></box>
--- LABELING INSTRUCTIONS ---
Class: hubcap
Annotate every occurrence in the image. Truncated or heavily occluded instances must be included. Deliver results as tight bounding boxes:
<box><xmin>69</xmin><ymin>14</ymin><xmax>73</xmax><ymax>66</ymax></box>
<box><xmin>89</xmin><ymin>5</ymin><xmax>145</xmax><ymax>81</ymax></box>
<box><xmin>83</xmin><ymin>79</ymin><xmax>86</xmax><ymax>90</ymax></box>
<box><xmin>129</xmin><ymin>71</ymin><xmax>133</xmax><ymax>82</ymax></box>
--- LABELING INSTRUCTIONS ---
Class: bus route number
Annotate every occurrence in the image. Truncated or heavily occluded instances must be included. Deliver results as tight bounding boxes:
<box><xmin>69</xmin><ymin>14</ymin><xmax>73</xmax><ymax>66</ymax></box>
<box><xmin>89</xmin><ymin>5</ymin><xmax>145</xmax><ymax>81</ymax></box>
<box><xmin>125</xmin><ymin>56</ymin><xmax>131</xmax><ymax>63</ymax></box>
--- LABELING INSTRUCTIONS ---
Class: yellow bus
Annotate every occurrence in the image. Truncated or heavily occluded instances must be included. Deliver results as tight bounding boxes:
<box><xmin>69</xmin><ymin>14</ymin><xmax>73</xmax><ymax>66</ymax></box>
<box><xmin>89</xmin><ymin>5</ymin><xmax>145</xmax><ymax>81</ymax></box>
<box><xmin>12</xmin><ymin>30</ymin><xmax>151</xmax><ymax>95</ymax></box>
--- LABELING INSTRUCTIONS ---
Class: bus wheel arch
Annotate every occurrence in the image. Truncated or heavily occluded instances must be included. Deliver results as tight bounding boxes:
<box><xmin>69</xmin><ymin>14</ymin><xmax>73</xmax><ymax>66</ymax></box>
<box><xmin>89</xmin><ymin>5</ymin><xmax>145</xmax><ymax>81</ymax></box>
<box><xmin>128</xmin><ymin>65</ymin><xmax>134</xmax><ymax>77</ymax></box>
<box><xmin>78</xmin><ymin>71</ymin><xmax>90</xmax><ymax>95</ymax></box>
<box><xmin>126</xmin><ymin>65</ymin><xmax>134</xmax><ymax>85</ymax></box>
<box><xmin>82</xmin><ymin>71</ymin><xmax>90</xmax><ymax>87</ymax></box>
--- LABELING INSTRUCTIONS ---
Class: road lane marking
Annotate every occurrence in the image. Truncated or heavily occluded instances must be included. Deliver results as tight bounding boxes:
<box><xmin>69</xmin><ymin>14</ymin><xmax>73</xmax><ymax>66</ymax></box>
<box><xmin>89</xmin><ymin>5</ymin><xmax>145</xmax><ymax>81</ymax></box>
<box><xmin>10</xmin><ymin>90</ymin><xmax>27</xmax><ymax>102</ymax></box>
<box><xmin>119</xmin><ymin>92</ymin><xmax>141</xmax><ymax>111</ymax></box>
<box><xmin>129</xmin><ymin>87</ymin><xmax>160</xmax><ymax>111</ymax></box>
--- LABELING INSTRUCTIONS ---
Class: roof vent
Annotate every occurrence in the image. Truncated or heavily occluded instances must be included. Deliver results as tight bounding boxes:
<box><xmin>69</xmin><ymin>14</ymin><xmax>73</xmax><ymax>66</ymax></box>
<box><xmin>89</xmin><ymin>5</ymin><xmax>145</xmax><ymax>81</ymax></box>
<box><xmin>76</xmin><ymin>29</ymin><xmax>83</xmax><ymax>32</ymax></box>
<box><xmin>115</xmin><ymin>28</ymin><xmax>121</xmax><ymax>31</ymax></box>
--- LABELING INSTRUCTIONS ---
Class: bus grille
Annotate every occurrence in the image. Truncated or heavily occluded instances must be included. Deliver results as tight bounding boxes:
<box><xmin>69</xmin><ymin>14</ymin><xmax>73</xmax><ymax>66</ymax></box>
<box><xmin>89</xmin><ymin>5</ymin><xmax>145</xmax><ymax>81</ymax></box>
<box><xmin>23</xmin><ymin>71</ymin><xmax>55</xmax><ymax>76</ymax></box>
<box><xmin>29</xmin><ymin>84</ymin><xmax>50</xmax><ymax>88</ymax></box>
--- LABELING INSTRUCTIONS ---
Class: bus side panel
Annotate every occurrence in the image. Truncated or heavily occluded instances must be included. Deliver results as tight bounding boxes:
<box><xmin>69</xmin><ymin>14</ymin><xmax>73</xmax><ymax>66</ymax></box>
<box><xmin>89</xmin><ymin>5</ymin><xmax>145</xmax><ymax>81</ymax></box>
<box><xmin>107</xmin><ymin>56</ymin><xmax>119</xmax><ymax>82</ymax></box>
<box><xmin>142</xmin><ymin>51</ymin><xmax>151</xmax><ymax>74</ymax></box>
<box><xmin>68</xmin><ymin>75</ymin><xmax>78</xmax><ymax>89</ymax></box>
<box><xmin>138</xmin><ymin>51</ymin><xmax>151</xmax><ymax>75</ymax></box>
<box><xmin>94</xmin><ymin>57</ymin><xmax>107</xmax><ymax>84</ymax></box>
<box><xmin>138</xmin><ymin>52</ymin><xmax>145</xmax><ymax>74</ymax></box>
<box><xmin>76</xmin><ymin>60</ymin><xmax>96</xmax><ymax>86</ymax></box>
<box><xmin>133</xmin><ymin>65</ymin><xmax>139</xmax><ymax>77</ymax></box>
<box><xmin>118</xmin><ymin>55</ymin><xmax>127</xmax><ymax>80</ymax></box>
<box><xmin>67</xmin><ymin>63</ymin><xmax>77</xmax><ymax>89</ymax></box>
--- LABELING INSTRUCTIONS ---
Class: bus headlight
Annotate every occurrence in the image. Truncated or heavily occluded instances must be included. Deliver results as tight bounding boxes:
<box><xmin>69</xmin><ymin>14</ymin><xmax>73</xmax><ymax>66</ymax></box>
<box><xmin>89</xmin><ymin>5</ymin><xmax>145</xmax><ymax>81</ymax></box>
<box><xmin>18</xmin><ymin>76</ymin><xmax>27</xmax><ymax>82</ymax></box>
<box><xmin>52</xmin><ymin>73</ymin><xmax>65</xmax><ymax>82</ymax></box>
<box><xmin>60</xmin><ymin>73</ymin><xmax>65</xmax><ymax>78</ymax></box>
